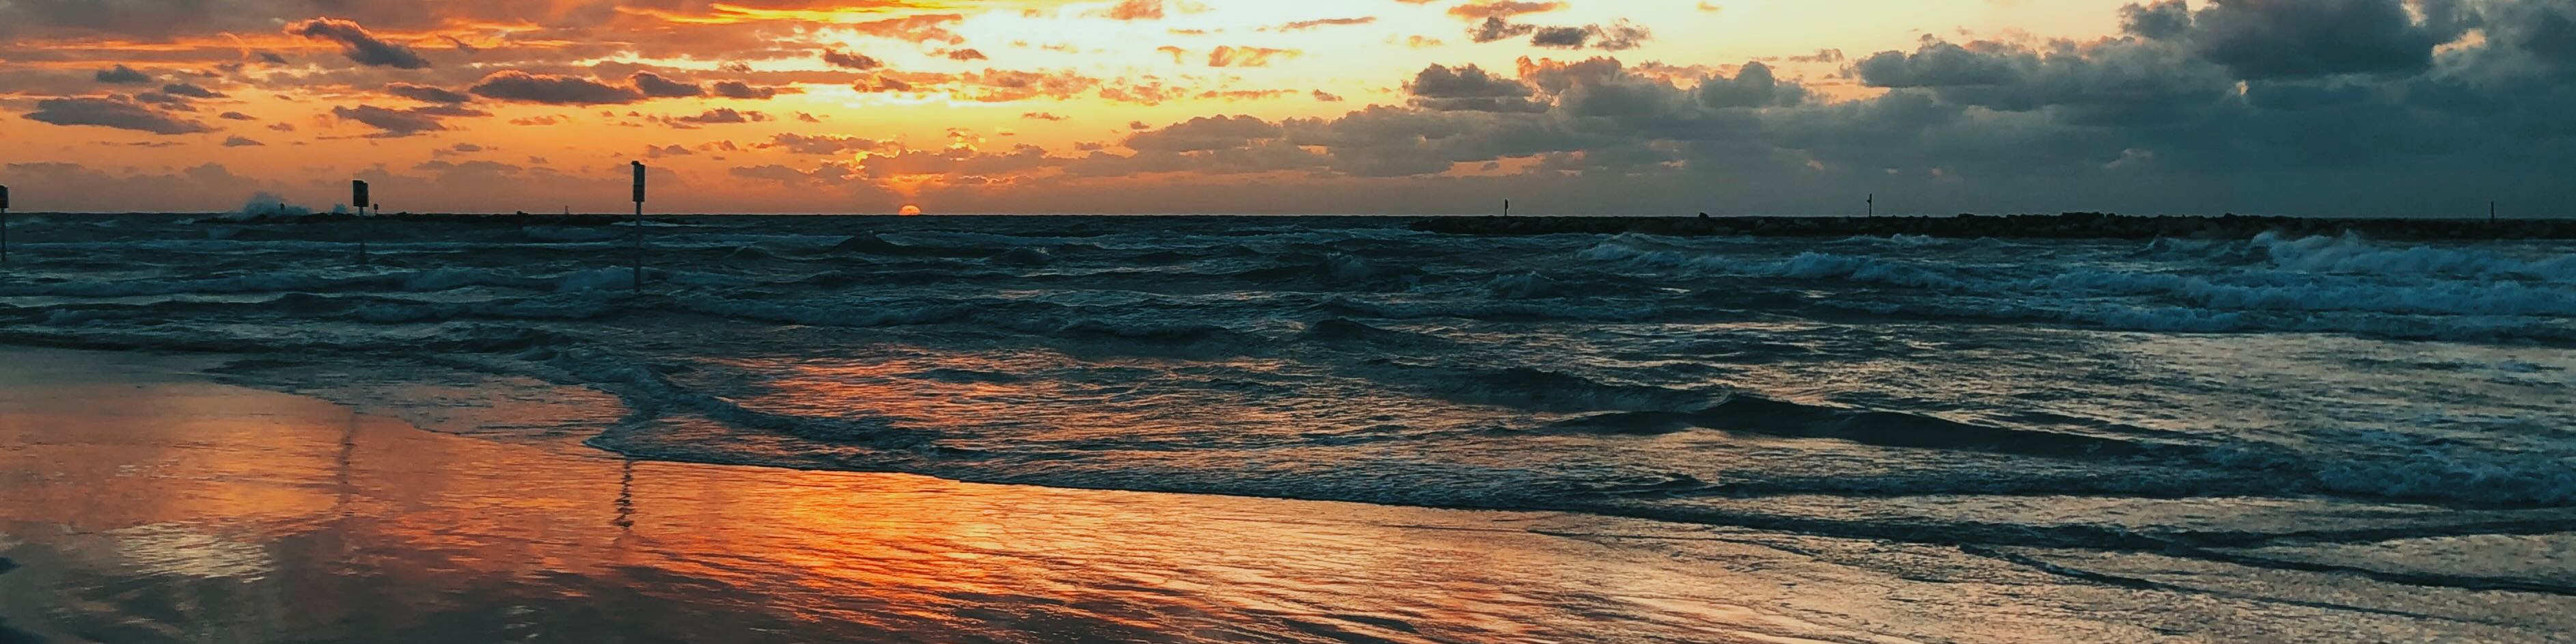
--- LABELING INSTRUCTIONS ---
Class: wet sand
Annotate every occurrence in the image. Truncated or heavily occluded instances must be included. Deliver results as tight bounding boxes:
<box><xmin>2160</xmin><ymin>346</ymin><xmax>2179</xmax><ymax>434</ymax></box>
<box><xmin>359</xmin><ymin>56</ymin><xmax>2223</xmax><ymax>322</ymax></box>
<box><xmin>1</xmin><ymin>347</ymin><xmax>2566</xmax><ymax>643</ymax></box>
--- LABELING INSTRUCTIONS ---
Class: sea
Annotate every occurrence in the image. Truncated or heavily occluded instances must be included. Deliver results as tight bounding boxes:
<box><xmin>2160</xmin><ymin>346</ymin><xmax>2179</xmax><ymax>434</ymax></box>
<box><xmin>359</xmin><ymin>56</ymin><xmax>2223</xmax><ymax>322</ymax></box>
<box><xmin>1</xmin><ymin>211</ymin><xmax>2572</xmax><ymax>611</ymax></box>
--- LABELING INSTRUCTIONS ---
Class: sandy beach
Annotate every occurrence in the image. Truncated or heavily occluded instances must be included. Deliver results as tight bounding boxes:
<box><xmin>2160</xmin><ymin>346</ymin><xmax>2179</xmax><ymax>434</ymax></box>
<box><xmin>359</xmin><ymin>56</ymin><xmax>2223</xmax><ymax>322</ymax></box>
<box><xmin>1</xmin><ymin>346</ymin><xmax>2568</xmax><ymax>643</ymax></box>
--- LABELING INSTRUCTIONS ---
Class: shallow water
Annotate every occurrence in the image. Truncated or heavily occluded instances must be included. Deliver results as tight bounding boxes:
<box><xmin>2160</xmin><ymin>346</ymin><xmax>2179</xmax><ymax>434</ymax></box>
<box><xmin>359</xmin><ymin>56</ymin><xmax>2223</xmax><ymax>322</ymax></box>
<box><xmin>2</xmin><ymin>348</ymin><xmax>2569</xmax><ymax>643</ymax></box>
<box><xmin>1</xmin><ymin>215</ymin><xmax>2573</xmax><ymax>639</ymax></box>
<box><xmin>0</xmin><ymin>353</ymin><xmax>1817</xmax><ymax>643</ymax></box>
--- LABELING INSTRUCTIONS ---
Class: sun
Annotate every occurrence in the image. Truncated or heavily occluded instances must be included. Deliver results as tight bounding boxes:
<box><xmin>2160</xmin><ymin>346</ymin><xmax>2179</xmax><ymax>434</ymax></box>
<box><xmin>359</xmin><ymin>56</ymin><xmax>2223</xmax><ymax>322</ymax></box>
<box><xmin>899</xmin><ymin>204</ymin><xmax>924</xmax><ymax>216</ymax></box>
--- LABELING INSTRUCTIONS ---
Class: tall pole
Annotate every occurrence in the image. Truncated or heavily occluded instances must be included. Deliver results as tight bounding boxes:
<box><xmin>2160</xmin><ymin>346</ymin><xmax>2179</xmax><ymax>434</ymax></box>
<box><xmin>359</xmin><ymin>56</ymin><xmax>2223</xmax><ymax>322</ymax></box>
<box><xmin>631</xmin><ymin>161</ymin><xmax>646</xmax><ymax>291</ymax></box>
<box><xmin>353</xmin><ymin>180</ymin><xmax>371</xmax><ymax>267</ymax></box>
<box><xmin>1504</xmin><ymin>199</ymin><xmax>1510</xmax><ymax>216</ymax></box>
<box><xmin>1867</xmin><ymin>193</ymin><xmax>1875</xmax><ymax>217</ymax></box>
<box><xmin>1</xmin><ymin>184</ymin><xmax>12</xmax><ymax>265</ymax></box>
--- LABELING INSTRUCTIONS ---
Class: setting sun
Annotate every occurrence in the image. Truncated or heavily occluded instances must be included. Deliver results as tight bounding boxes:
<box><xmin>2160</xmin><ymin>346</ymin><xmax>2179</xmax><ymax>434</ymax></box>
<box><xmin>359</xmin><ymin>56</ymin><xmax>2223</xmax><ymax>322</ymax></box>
<box><xmin>899</xmin><ymin>204</ymin><xmax>925</xmax><ymax>216</ymax></box>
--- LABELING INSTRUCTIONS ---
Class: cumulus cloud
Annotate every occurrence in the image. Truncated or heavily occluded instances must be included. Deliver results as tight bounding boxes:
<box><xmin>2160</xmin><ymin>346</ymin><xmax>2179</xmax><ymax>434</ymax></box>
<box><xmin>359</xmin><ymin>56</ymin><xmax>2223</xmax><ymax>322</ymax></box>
<box><xmin>94</xmin><ymin>64</ymin><xmax>152</xmax><ymax>84</ymax></box>
<box><xmin>331</xmin><ymin>105</ymin><xmax>454</xmax><ymax>137</ymax></box>
<box><xmin>22</xmin><ymin>96</ymin><xmax>215</xmax><ymax>135</ymax></box>
<box><xmin>823</xmin><ymin>49</ymin><xmax>886</xmax><ymax>70</ymax></box>
<box><xmin>385</xmin><ymin>83</ymin><xmax>473</xmax><ymax>103</ymax></box>
<box><xmin>711</xmin><ymin>81</ymin><xmax>784</xmax><ymax>99</ymax></box>
<box><xmin>2188</xmin><ymin>0</ymin><xmax>2444</xmax><ymax>79</ymax></box>
<box><xmin>159</xmin><ymin>83</ymin><xmax>225</xmax><ymax>98</ymax></box>
<box><xmin>1125</xmin><ymin>116</ymin><xmax>1283</xmax><ymax>152</ymax></box>
<box><xmin>1407</xmin><ymin>64</ymin><xmax>1548</xmax><ymax>111</ymax></box>
<box><xmin>469</xmin><ymin>70</ymin><xmax>646</xmax><ymax>105</ymax></box>
<box><xmin>631</xmin><ymin>72</ymin><xmax>705</xmax><ymax>98</ymax></box>
<box><xmin>676</xmin><ymin>108</ymin><xmax>769</xmax><ymax>124</ymax></box>
<box><xmin>286</xmin><ymin>18</ymin><xmax>430</xmax><ymax>69</ymax></box>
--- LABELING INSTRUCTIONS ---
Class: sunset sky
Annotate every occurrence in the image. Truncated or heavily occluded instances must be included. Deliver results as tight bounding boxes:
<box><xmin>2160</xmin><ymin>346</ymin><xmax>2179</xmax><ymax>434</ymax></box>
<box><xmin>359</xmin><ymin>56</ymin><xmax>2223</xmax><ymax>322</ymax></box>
<box><xmin>1</xmin><ymin>0</ymin><xmax>2569</xmax><ymax>215</ymax></box>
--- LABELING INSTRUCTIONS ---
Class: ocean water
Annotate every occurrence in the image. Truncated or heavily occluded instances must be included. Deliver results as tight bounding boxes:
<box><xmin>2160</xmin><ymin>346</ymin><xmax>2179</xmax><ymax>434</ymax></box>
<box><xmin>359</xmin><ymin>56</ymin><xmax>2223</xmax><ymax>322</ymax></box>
<box><xmin>3</xmin><ymin>213</ymin><xmax>2573</xmax><ymax>600</ymax></box>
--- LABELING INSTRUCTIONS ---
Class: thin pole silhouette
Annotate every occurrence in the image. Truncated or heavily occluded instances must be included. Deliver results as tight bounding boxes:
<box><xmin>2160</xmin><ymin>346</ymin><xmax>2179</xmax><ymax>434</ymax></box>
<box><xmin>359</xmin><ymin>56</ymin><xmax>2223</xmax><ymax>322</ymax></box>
<box><xmin>1</xmin><ymin>184</ymin><xmax>12</xmax><ymax>265</ymax></box>
<box><xmin>1867</xmin><ymin>193</ymin><xmax>1875</xmax><ymax>217</ymax></box>
<box><xmin>631</xmin><ymin>161</ymin><xmax>646</xmax><ymax>291</ymax></box>
<box><xmin>353</xmin><ymin>180</ymin><xmax>370</xmax><ymax>266</ymax></box>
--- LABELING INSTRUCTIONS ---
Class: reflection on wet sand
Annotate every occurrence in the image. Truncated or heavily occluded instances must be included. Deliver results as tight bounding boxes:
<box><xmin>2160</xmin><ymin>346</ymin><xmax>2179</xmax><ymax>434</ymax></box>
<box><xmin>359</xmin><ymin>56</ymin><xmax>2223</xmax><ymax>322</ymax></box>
<box><xmin>8</xmin><ymin>349</ymin><xmax>2568</xmax><ymax>644</ymax></box>
<box><xmin>0</xmin><ymin>355</ymin><xmax>1872</xmax><ymax>644</ymax></box>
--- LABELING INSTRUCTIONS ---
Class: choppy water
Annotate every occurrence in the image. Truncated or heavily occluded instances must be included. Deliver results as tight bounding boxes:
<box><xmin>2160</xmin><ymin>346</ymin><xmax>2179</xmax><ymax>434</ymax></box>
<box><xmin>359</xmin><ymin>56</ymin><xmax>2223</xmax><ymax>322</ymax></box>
<box><xmin>3</xmin><ymin>214</ymin><xmax>2573</xmax><ymax>593</ymax></box>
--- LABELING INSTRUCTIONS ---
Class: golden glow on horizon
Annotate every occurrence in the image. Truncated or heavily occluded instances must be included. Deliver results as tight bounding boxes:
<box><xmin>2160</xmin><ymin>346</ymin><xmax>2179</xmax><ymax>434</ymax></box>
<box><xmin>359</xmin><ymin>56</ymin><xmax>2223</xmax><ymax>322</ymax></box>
<box><xmin>0</xmin><ymin>0</ymin><xmax>2152</xmax><ymax>213</ymax></box>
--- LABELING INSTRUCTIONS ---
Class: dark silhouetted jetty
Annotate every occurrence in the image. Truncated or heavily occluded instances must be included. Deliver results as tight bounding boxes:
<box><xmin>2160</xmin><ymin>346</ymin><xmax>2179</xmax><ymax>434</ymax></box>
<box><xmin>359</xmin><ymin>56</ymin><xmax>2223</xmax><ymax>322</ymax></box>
<box><xmin>221</xmin><ymin>211</ymin><xmax>642</xmax><ymax>226</ymax></box>
<box><xmin>1408</xmin><ymin>213</ymin><xmax>2576</xmax><ymax>241</ymax></box>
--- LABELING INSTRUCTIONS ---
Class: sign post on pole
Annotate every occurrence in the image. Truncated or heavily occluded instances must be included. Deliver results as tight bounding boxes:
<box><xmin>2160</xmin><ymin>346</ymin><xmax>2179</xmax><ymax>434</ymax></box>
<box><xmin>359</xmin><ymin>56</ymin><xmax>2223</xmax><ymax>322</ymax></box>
<box><xmin>353</xmin><ymin>180</ymin><xmax>371</xmax><ymax>266</ymax></box>
<box><xmin>1</xmin><ymin>184</ymin><xmax>12</xmax><ymax>265</ymax></box>
<box><xmin>631</xmin><ymin>161</ymin><xmax>646</xmax><ymax>291</ymax></box>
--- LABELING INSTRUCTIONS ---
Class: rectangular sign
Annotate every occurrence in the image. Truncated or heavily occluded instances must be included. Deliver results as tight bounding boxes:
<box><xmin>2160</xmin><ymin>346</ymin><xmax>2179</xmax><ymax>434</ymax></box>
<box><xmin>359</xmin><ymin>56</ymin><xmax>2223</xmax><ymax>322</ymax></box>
<box><xmin>0</xmin><ymin>185</ymin><xmax>10</xmax><ymax>210</ymax></box>
<box><xmin>631</xmin><ymin>162</ymin><xmax>647</xmax><ymax>204</ymax></box>
<box><xmin>351</xmin><ymin>180</ymin><xmax>369</xmax><ymax>211</ymax></box>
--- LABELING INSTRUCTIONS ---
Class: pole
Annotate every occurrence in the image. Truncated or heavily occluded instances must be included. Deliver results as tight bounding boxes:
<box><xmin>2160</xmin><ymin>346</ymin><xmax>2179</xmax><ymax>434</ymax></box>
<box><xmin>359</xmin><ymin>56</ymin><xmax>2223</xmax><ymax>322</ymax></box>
<box><xmin>631</xmin><ymin>161</ymin><xmax>646</xmax><ymax>291</ymax></box>
<box><xmin>1</xmin><ymin>184</ymin><xmax>12</xmax><ymax>265</ymax></box>
<box><xmin>353</xmin><ymin>180</ymin><xmax>371</xmax><ymax>267</ymax></box>
<box><xmin>633</xmin><ymin>201</ymin><xmax>644</xmax><ymax>291</ymax></box>
<box><xmin>1504</xmin><ymin>199</ymin><xmax>1510</xmax><ymax>216</ymax></box>
<box><xmin>2491</xmin><ymin>201</ymin><xmax>2497</xmax><ymax>224</ymax></box>
<box><xmin>1867</xmin><ymin>193</ymin><xmax>1875</xmax><ymax>217</ymax></box>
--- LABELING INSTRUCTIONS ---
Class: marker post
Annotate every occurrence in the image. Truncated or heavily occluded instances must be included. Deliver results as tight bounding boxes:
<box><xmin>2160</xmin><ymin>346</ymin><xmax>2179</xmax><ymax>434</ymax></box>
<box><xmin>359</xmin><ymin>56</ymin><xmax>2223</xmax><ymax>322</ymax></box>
<box><xmin>631</xmin><ymin>161</ymin><xmax>646</xmax><ymax>291</ymax></box>
<box><xmin>353</xmin><ymin>180</ymin><xmax>371</xmax><ymax>266</ymax></box>
<box><xmin>1</xmin><ymin>184</ymin><xmax>11</xmax><ymax>265</ymax></box>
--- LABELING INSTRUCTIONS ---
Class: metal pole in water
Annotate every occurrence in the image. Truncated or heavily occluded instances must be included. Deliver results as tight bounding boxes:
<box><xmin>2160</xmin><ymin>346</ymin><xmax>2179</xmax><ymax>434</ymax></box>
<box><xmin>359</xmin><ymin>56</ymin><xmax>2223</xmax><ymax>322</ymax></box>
<box><xmin>353</xmin><ymin>180</ymin><xmax>371</xmax><ymax>266</ymax></box>
<box><xmin>1867</xmin><ymin>193</ymin><xmax>1875</xmax><ymax>217</ymax></box>
<box><xmin>631</xmin><ymin>161</ymin><xmax>647</xmax><ymax>291</ymax></box>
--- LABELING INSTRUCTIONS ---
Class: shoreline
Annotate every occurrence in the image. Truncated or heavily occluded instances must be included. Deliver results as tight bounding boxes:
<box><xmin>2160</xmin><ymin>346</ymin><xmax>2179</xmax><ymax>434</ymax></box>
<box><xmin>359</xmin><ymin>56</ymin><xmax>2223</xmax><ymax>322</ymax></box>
<box><xmin>3</xmin><ymin>346</ymin><xmax>2572</xmax><ymax>642</ymax></box>
<box><xmin>0</xmin><ymin>345</ymin><xmax>2051</xmax><ymax>643</ymax></box>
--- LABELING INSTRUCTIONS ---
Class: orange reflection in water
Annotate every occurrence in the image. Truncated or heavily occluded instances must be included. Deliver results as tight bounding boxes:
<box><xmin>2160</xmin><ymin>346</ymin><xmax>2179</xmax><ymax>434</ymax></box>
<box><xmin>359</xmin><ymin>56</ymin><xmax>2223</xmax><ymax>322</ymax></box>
<box><xmin>0</xmin><ymin>352</ymin><xmax>1872</xmax><ymax>644</ymax></box>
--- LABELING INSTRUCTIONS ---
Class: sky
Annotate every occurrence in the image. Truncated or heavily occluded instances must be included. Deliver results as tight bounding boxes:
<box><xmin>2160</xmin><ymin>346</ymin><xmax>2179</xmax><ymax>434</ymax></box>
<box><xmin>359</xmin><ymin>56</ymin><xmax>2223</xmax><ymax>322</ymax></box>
<box><xmin>0</xmin><ymin>0</ymin><xmax>2568</xmax><ymax>215</ymax></box>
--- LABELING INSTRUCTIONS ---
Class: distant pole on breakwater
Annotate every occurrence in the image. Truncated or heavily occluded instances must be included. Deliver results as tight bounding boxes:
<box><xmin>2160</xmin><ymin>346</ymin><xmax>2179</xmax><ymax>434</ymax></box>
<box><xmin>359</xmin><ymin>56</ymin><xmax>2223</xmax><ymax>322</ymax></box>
<box><xmin>1504</xmin><ymin>199</ymin><xmax>1510</xmax><ymax>216</ymax></box>
<box><xmin>353</xmin><ymin>180</ymin><xmax>371</xmax><ymax>266</ymax></box>
<box><xmin>1867</xmin><ymin>193</ymin><xmax>1875</xmax><ymax>217</ymax></box>
<box><xmin>631</xmin><ymin>161</ymin><xmax>647</xmax><ymax>291</ymax></box>
<box><xmin>1</xmin><ymin>184</ymin><xmax>12</xmax><ymax>265</ymax></box>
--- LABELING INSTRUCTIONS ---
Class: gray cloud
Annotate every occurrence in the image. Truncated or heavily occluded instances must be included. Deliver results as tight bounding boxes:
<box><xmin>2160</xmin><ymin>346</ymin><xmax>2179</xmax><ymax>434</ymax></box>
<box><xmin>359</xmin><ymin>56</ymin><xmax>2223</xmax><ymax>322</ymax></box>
<box><xmin>675</xmin><ymin>108</ymin><xmax>767</xmax><ymax>124</ymax></box>
<box><xmin>711</xmin><ymin>80</ymin><xmax>782</xmax><ymax>99</ymax></box>
<box><xmin>22</xmin><ymin>96</ymin><xmax>215</xmax><ymax>135</ymax></box>
<box><xmin>2190</xmin><ymin>0</ymin><xmax>2442</xmax><ymax>79</ymax></box>
<box><xmin>287</xmin><ymin>18</ymin><xmax>430</xmax><ymax>69</ymax></box>
<box><xmin>385</xmin><ymin>83</ymin><xmax>473</xmax><ymax>103</ymax></box>
<box><xmin>331</xmin><ymin>105</ymin><xmax>452</xmax><ymax>137</ymax></box>
<box><xmin>159</xmin><ymin>82</ymin><xmax>225</xmax><ymax>98</ymax></box>
<box><xmin>631</xmin><ymin>72</ymin><xmax>704</xmax><ymax>98</ymax></box>
<box><xmin>469</xmin><ymin>70</ymin><xmax>646</xmax><ymax>105</ymax></box>
<box><xmin>94</xmin><ymin>64</ymin><xmax>152</xmax><ymax>84</ymax></box>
